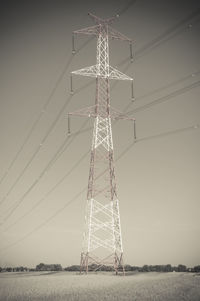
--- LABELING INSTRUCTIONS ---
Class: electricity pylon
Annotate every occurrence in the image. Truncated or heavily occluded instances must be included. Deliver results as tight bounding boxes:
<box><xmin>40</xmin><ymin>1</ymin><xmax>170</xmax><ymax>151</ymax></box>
<box><xmin>68</xmin><ymin>13</ymin><xmax>135</xmax><ymax>274</ymax></box>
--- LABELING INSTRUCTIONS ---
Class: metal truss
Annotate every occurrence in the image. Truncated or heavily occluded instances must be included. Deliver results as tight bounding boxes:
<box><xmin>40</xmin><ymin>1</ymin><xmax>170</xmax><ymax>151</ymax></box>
<box><xmin>70</xmin><ymin>13</ymin><xmax>135</xmax><ymax>275</ymax></box>
<box><xmin>72</xmin><ymin>65</ymin><xmax>132</xmax><ymax>80</ymax></box>
<box><xmin>68</xmin><ymin>104</ymin><xmax>135</xmax><ymax>120</ymax></box>
<box><xmin>82</xmin><ymin>199</ymin><xmax>123</xmax><ymax>253</ymax></box>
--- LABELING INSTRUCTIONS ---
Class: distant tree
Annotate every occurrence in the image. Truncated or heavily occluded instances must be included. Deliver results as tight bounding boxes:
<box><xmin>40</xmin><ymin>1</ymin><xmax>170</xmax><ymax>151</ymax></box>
<box><xmin>64</xmin><ymin>265</ymin><xmax>80</xmax><ymax>271</ymax></box>
<box><xmin>6</xmin><ymin>267</ymin><xmax>12</xmax><ymax>272</ymax></box>
<box><xmin>124</xmin><ymin>265</ymin><xmax>132</xmax><ymax>271</ymax></box>
<box><xmin>54</xmin><ymin>264</ymin><xmax>62</xmax><ymax>271</ymax></box>
<box><xmin>0</xmin><ymin>267</ymin><xmax>2</xmax><ymax>273</ymax></box>
<box><xmin>177</xmin><ymin>264</ymin><xmax>187</xmax><ymax>272</ymax></box>
<box><xmin>148</xmin><ymin>265</ymin><xmax>153</xmax><ymax>272</ymax></box>
<box><xmin>163</xmin><ymin>264</ymin><xmax>172</xmax><ymax>272</ymax></box>
<box><xmin>88</xmin><ymin>264</ymin><xmax>98</xmax><ymax>271</ymax></box>
<box><xmin>36</xmin><ymin>263</ymin><xmax>45</xmax><ymax>271</ymax></box>
<box><xmin>193</xmin><ymin>265</ymin><xmax>200</xmax><ymax>273</ymax></box>
<box><xmin>131</xmin><ymin>266</ymin><xmax>139</xmax><ymax>271</ymax></box>
<box><xmin>153</xmin><ymin>265</ymin><xmax>161</xmax><ymax>272</ymax></box>
<box><xmin>36</xmin><ymin>263</ymin><xmax>62</xmax><ymax>271</ymax></box>
<box><xmin>142</xmin><ymin>265</ymin><xmax>150</xmax><ymax>272</ymax></box>
<box><xmin>103</xmin><ymin>265</ymin><xmax>113</xmax><ymax>271</ymax></box>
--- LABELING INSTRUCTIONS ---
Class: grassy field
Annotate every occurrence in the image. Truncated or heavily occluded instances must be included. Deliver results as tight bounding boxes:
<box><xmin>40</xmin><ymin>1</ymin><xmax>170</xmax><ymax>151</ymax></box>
<box><xmin>0</xmin><ymin>271</ymin><xmax>200</xmax><ymax>301</ymax></box>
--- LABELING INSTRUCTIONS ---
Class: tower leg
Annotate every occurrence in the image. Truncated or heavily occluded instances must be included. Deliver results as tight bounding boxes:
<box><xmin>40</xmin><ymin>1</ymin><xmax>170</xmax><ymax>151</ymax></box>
<box><xmin>114</xmin><ymin>252</ymin><xmax>125</xmax><ymax>275</ymax></box>
<box><xmin>80</xmin><ymin>252</ymin><xmax>89</xmax><ymax>274</ymax></box>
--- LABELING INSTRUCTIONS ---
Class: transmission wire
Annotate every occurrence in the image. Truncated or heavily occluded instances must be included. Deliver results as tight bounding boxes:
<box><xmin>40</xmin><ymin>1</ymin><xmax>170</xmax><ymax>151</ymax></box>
<box><xmin>123</xmin><ymin>70</ymin><xmax>200</xmax><ymax>113</ymax></box>
<box><xmin>2</xmin><ymin>68</ymin><xmax>199</xmax><ymax>225</ymax></box>
<box><xmin>0</xmin><ymin>36</ymin><xmax>94</xmax><ymax>187</ymax></box>
<box><xmin>1</xmin><ymin>2</ymin><xmax>197</xmax><ymax>204</ymax></box>
<box><xmin>1</xmin><ymin>4</ymin><xmax>200</xmax><ymax>253</ymax></box>
<box><xmin>1</xmin><ymin>2</ymin><xmax>199</xmax><ymax>190</ymax></box>
<box><xmin>1</xmin><ymin>119</ymin><xmax>90</xmax><ymax>223</ymax></box>
<box><xmin>0</xmin><ymin>124</ymin><xmax>198</xmax><ymax>254</ymax></box>
<box><xmin>127</xmin><ymin>80</ymin><xmax>200</xmax><ymax>115</ymax></box>
<box><xmin>1</xmin><ymin>5</ymin><xmax>199</xmax><ymax>229</ymax></box>
<box><xmin>3</xmin><ymin>69</ymin><xmax>200</xmax><ymax>228</ymax></box>
<box><xmin>117</xmin><ymin>9</ymin><xmax>200</xmax><ymax>67</ymax></box>
<box><xmin>0</xmin><ymin>0</ymin><xmax>136</xmax><ymax>186</ymax></box>
<box><xmin>0</xmin><ymin>1</ymin><xmax>137</xmax><ymax>203</ymax></box>
<box><xmin>117</xmin><ymin>0</ymin><xmax>137</xmax><ymax>16</ymax></box>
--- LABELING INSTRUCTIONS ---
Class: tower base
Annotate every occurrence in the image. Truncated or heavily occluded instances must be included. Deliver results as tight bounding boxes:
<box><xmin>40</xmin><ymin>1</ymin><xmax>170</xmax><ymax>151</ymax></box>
<box><xmin>80</xmin><ymin>252</ymin><xmax>125</xmax><ymax>275</ymax></box>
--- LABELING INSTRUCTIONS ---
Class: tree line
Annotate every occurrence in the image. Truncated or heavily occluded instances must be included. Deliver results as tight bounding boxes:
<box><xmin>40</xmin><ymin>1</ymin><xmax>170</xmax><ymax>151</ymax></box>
<box><xmin>64</xmin><ymin>264</ymin><xmax>200</xmax><ymax>273</ymax></box>
<box><xmin>1</xmin><ymin>263</ymin><xmax>200</xmax><ymax>273</ymax></box>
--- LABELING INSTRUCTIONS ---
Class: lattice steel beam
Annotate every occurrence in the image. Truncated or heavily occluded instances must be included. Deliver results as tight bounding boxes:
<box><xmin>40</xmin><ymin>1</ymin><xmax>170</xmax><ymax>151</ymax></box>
<box><xmin>69</xmin><ymin>13</ymin><xmax>135</xmax><ymax>275</ymax></box>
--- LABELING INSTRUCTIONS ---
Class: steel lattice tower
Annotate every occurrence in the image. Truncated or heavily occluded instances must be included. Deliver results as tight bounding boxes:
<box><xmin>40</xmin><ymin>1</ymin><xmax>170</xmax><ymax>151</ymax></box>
<box><xmin>69</xmin><ymin>13</ymin><xmax>135</xmax><ymax>274</ymax></box>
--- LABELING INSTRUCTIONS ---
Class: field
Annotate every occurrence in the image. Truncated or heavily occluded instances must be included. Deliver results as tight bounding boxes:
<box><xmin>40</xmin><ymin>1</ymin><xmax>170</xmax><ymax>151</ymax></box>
<box><xmin>0</xmin><ymin>271</ymin><xmax>200</xmax><ymax>301</ymax></box>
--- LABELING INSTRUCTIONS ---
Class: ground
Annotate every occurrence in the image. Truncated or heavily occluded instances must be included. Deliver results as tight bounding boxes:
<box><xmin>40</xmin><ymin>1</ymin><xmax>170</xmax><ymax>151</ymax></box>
<box><xmin>0</xmin><ymin>271</ymin><xmax>200</xmax><ymax>301</ymax></box>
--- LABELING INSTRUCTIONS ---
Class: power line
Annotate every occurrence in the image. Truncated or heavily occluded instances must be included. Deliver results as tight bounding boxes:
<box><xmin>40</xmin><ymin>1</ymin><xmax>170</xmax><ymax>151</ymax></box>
<box><xmin>2</xmin><ymin>3</ymin><xmax>199</xmax><ymax>254</ymax></box>
<box><xmin>60</xmin><ymin>69</ymin><xmax>200</xmax><ymax>145</ymax></box>
<box><xmin>135</xmin><ymin>9</ymin><xmax>200</xmax><ymax>58</ymax></box>
<box><xmin>0</xmin><ymin>124</ymin><xmax>90</xmax><ymax>218</ymax></box>
<box><xmin>2</xmin><ymin>137</ymin><xmax>70</xmax><ymax>222</ymax></box>
<box><xmin>0</xmin><ymin>66</ymin><xmax>96</xmax><ymax>207</ymax></box>
<box><xmin>0</xmin><ymin>0</ymin><xmax>136</xmax><ymax>187</ymax></box>
<box><xmin>70</xmin><ymin>12</ymin><xmax>199</xmax><ymax>99</ymax></box>
<box><xmin>0</xmin><ymin>65</ymin><xmax>127</xmax><ymax>211</ymax></box>
<box><xmin>0</xmin><ymin>74</ymin><xmax>98</xmax><ymax>209</ymax></box>
<box><xmin>1</xmin><ymin>119</ymin><xmax>90</xmax><ymax>223</ymax></box>
<box><xmin>1</xmin><ymin>6</ymin><xmax>199</xmax><ymax>228</ymax></box>
<box><xmin>0</xmin><ymin>124</ymin><xmax>198</xmax><ymax>254</ymax></box>
<box><xmin>1</xmin><ymin>85</ymin><xmax>125</xmax><ymax>226</ymax></box>
<box><xmin>117</xmin><ymin>9</ymin><xmax>200</xmax><ymax>67</ymax></box>
<box><xmin>0</xmin><ymin>94</ymin><xmax>72</xmax><ymax>206</ymax></box>
<box><xmin>123</xmin><ymin>70</ymin><xmax>200</xmax><ymax>112</ymax></box>
<box><xmin>1</xmin><ymin>123</ymin><xmax>90</xmax><ymax>227</ymax></box>
<box><xmin>117</xmin><ymin>0</ymin><xmax>137</xmax><ymax>16</ymax></box>
<box><xmin>3</xmin><ymin>150</ymin><xmax>90</xmax><ymax>231</ymax></box>
<box><xmin>0</xmin><ymin>37</ymin><xmax>94</xmax><ymax>187</ymax></box>
<box><xmin>1</xmin><ymin>44</ymin><xmax>199</xmax><ymax>227</ymax></box>
<box><xmin>127</xmin><ymin>80</ymin><xmax>200</xmax><ymax>115</ymax></box>
<box><xmin>0</xmin><ymin>57</ymin><xmax>72</xmax><ymax>186</ymax></box>
<box><xmin>2</xmin><ymin>62</ymin><xmax>199</xmax><ymax>223</ymax></box>
<box><xmin>134</xmin><ymin>18</ymin><xmax>200</xmax><ymax>62</ymax></box>
<box><xmin>136</xmin><ymin>124</ymin><xmax>199</xmax><ymax>143</ymax></box>
<box><xmin>1</xmin><ymin>5</ymin><xmax>197</xmax><ymax>199</ymax></box>
<box><xmin>1</xmin><ymin>120</ymin><xmax>92</xmax><ymax>230</ymax></box>
<box><xmin>0</xmin><ymin>69</ymin><xmax>121</xmax><ymax>215</ymax></box>
<box><xmin>3</xmin><ymin>67</ymin><xmax>199</xmax><ymax>224</ymax></box>
<box><xmin>0</xmin><ymin>3</ymin><xmax>139</xmax><ymax>205</ymax></box>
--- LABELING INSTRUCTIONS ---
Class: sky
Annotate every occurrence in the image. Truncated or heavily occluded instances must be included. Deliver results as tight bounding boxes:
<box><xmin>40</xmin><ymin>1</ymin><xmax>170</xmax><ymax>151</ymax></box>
<box><xmin>0</xmin><ymin>0</ymin><xmax>200</xmax><ymax>268</ymax></box>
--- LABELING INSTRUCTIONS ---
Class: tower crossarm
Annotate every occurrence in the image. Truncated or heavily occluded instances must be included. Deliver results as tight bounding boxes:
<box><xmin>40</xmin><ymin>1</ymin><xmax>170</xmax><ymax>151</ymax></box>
<box><xmin>108</xmin><ymin>66</ymin><xmax>132</xmax><ymax>80</ymax></box>
<box><xmin>71</xmin><ymin>65</ymin><xmax>98</xmax><ymax>78</ymax></box>
<box><xmin>73</xmin><ymin>26</ymin><xmax>132</xmax><ymax>44</ymax></box>
<box><xmin>71</xmin><ymin>65</ymin><xmax>132</xmax><ymax>81</ymax></box>
<box><xmin>73</xmin><ymin>25</ymin><xmax>100</xmax><ymax>36</ymax></box>
<box><xmin>108</xmin><ymin>26</ymin><xmax>132</xmax><ymax>42</ymax></box>
<box><xmin>68</xmin><ymin>105</ymin><xmax>135</xmax><ymax>121</ymax></box>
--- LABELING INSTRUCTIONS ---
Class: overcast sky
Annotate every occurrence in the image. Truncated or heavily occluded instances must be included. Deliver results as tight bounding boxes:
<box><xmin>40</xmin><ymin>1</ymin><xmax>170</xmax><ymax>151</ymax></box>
<box><xmin>0</xmin><ymin>0</ymin><xmax>200</xmax><ymax>268</ymax></box>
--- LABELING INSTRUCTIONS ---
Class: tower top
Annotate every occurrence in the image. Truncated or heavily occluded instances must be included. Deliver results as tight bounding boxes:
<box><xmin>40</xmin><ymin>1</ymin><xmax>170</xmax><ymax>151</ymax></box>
<box><xmin>73</xmin><ymin>12</ymin><xmax>132</xmax><ymax>44</ymax></box>
<box><xmin>88</xmin><ymin>12</ymin><xmax>119</xmax><ymax>25</ymax></box>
